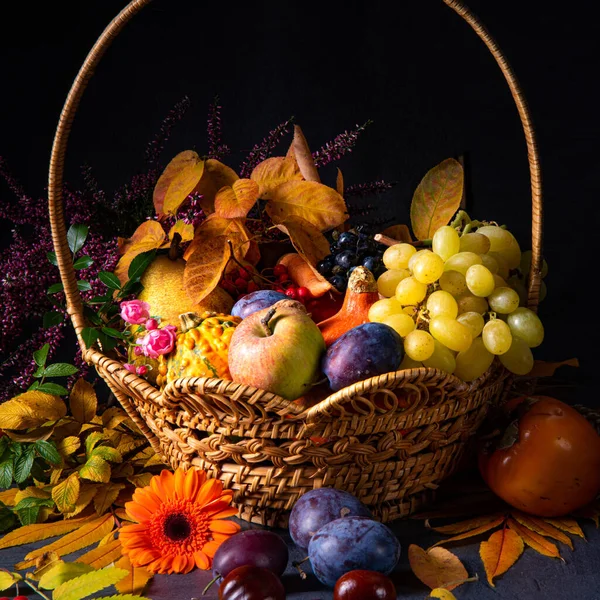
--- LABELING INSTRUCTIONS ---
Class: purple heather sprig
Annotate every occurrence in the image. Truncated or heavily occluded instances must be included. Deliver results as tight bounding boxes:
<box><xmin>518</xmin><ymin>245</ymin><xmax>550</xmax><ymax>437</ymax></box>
<box><xmin>312</xmin><ymin>120</ymin><xmax>373</xmax><ymax>168</ymax></box>
<box><xmin>344</xmin><ymin>180</ymin><xmax>396</xmax><ymax>198</ymax></box>
<box><xmin>207</xmin><ymin>96</ymin><xmax>230</xmax><ymax>161</ymax></box>
<box><xmin>239</xmin><ymin>116</ymin><xmax>295</xmax><ymax>178</ymax></box>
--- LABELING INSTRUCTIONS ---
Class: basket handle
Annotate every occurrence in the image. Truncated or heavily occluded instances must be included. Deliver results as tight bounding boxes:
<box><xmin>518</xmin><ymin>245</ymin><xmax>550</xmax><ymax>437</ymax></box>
<box><xmin>48</xmin><ymin>0</ymin><xmax>543</xmax><ymax>357</ymax></box>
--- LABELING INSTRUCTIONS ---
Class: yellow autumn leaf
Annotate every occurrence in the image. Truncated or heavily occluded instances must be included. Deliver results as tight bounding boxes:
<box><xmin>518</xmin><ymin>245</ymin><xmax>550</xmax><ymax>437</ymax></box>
<box><xmin>70</xmin><ymin>378</ymin><xmax>97</xmax><ymax>424</ymax></box>
<box><xmin>214</xmin><ymin>178</ymin><xmax>260</xmax><ymax>219</ymax></box>
<box><xmin>0</xmin><ymin>571</ymin><xmax>21</xmax><ymax>591</ymax></box>
<box><xmin>153</xmin><ymin>150</ymin><xmax>205</xmax><ymax>217</ymax></box>
<box><xmin>193</xmin><ymin>158</ymin><xmax>239</xmax><ymax>213</ymax></box>
<box><xmin>410</xmin><ymin>158</ymin><xmax>463</xmax><ymax>241</ymax></box>
<box><xmin>3</xmin><ymin>423</ymin><xmax>55</xmax><ymax>442</ymax></box>
<box><xmin>98</xmin><ymin>529</ymin><xmax>117</xmax><ymax>547</ymax></box>
<box><xmin>336</xmin><ymin>168</ymin><xmax>344</xmax><ymax>196</ymax></box>
<box><xmin>429</xmin><ymin>513</ymin><xmax>505</xmax><ymax>535</ymax></box>
<box><xmin>92</xmin><ymin>446</ymin><xmax>123</xmax><ymax>463</ymax></box>
<box><xmin>53</xmin><ymin>566</ymin><xmax>129</xmax><ymax>600</ymax></box>
<box><xmin>167</xmin><ymin>219</ymin><xmax>195</xmax><ymax>244</ymax></box>
<box><xmin>94</xmin><ymin>483</ymin><xmax>126</xmax><ymax>516</ymax></box>
<box><xmin>80</xmin><ymin>455</ymin><xmax>112</xmax><ymax>483</ymax></box>
<box><xmin>251</xmin><ymin>155</ymin><xmax>303</xmax><ymax>199</ymax></box>
<box><xmin>545</xmin><ymin>517</ymin><xmax>586</xmax><ymax>539</ymax></box>
<box><xmin>290</xmin><ymin>125</ymin><xmax>320</xmax><ymax>182</ymax></box>
<box><xmin>266</xmin><ymin>180</ymin><xmax>348</xmax><ymax>232</ymax></box>
<box><xmin>101</xmin><ymin>407</ymin><xmax>130</xmax><ymax>430</ymax></box>
<box><xmin>430</xmin><ymin>589</ymin><xmax>458</xmax><ymax>600</ymax></box>
<box><xmin>0</xmin><ymin>488</ymin><xmax>18</xmax><ymax>506</ymax></box>
<box><xmin>275</xmin><ymin>215</ymin><xmax>331</xmax><ymax>263</ymax></box>
<box><xmin>144</xmin><ymin>454</ymin><xmax>164</xmax><ymax>468</ymax></box>
<box><xmin>77</xmin><ymin>538</ymin><xmax>123</xmax><ymax>569</ymax></box>
<box><xmin>38</xmin><ymin>561</ymin><xmax>94</xmax><ymax>590</ymax></box>
<box><xmin>57</xmin><ymin>436</ymin><xmax>82</xmax><ymax>457</ymax></box>
<box><xmin>63</xmin><ymin>484</ymin><xmax>99</xmax><ymax>518</ymax></box>
<box><xmin>184</xmin><ymin>215</ymin><xmax>251</xmax><ymax>263</ymax></box>
<box><xmin>183</xmin><ymin>234</ymin><xmax>230</xmax><ymax>304</ymax></box>
<box><xmin>115</xmin><ymin>554</ymin><xmax>153</xmax><ymax>595</ymax></box>
<box><xmin>29</xmin><ymin>551</ymin><xmax>62</xmax><ymax>581</ymax></box>
<box><xmin>52</xmin><ymin>473</ymin><xmax>80</xmax><ymax>513</ymax></box>
<box><xmin>382</xmin><ymin>223</ymin><xmax>413</xmax><ymax>243</ymax></box>
<box><xmin>0</xmin><ymin>514</ymin><xmax>95</xmax><ymax>550</ymax></box>
<box><xmin>480</xmin><ymin>527</ymin><xmax>524</xmax><ymax>586</ymax></box>
<box><xmin>507</xmin><ymin>518</ymin><xmax>561</xmax><ymax>559</ymax></box>
<box><xmin>128</xmin><ymin>473</ymin><xmax>154</xmax><ymax>488</ymax></box>
<box><xmin>0</xmin><ymin>391</ymin><xmax>66</xmax><ymax>430</ymax></box>
<box><xmin>431</xmin><ymin>515</ymin><xmax>505</xmax><ymax>546</ymax></box>
<box><xmin>512</xmin><ymin>511</ymin><xmax>573</xmax><ymax>550</ymax></box>
<box><xmin>408</xmin><ymin>544</ymin><xmax>468</xmax><ymax>591</ymax></box>
<box><xmin>115</xmin><ymin>221</ymin><xmax>166</xmax><ymax>284</ymax></box>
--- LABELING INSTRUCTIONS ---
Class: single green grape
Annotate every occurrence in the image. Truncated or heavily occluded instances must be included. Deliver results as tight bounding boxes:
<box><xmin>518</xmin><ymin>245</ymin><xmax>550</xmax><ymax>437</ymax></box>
<box><xmin>368</xmin><ymin>298</ymin><xmax>403</xmax><ymax>322</ymax></box>
<box><xmin>506</xmin><ymin>307</ymin><xmax>544</xmax><ymax>347</ymax></box>
<box><xmin>486</xmin><ymin>251</ymin><xmax>510</xmax><ymax>280</ymax></box>
<box><xmin>429</xmin><ymin>316</ymin><xmax>473</xmax><ymax>352</ymax></box>
<box><xmin>381</xmin><ymin>313</ymin><xmax>416</xmax><ymax>337</ymax></box>
<box><xmin>408</xmin><ymin>249</ymin><xmax>432</xmax><ymax>272</ymax></box>
<box><xmin>476</xmin><ymin>225</ymin><xmax>522</xmax><ymax>269</ymax></box>
<box><xmin>482</xmin><ymin>319</ymin><xmax>512</xmax><ymax>355</ymax></box>
<box><xmin>444</xmin><ymin>252</ymin><xmax>482</xmax><ymax>276</ymax></box>
<box><xmin>454</xmin><ymin>337</ymin><xmax>495</xmax><ymax>381</ymax></box>
<box><xmin>396</xmin><ymin>276</ymin><xmax>428</xmax><ymax>305</ymax></box>
<box><xmin>465</xmin><ymin>264</ymin><xmax>495</xmax><ymax>297</ymax></box>
<box><xmin>507</xmin><ymin>275</ymin><xmax>528</xmax><ymax>306</ymax></box>
<box><xmin>493</xmin><ymin>274</ymin><xmax>508</xmax><ymax>288</ymax></box>
<box><xmin>377</xmin><ymin>269</ymin><xmax>411</xmax><ymax>297</ymax></box>
<box><xmin>457</xmin><ymin>293</ymin><xmax>489</xmax><ymax>315</ymax></box>
<box><xmin>423</xmin><ymin>340</ymin><xmax>456</xmax><ymax>374</ymax></box>
<box><xmin>412</xmin><ymin>251</ymin><xmax>445</xmax><ymax>284</ymax></box>
<box><xmin>456</xmin><ymin>311</ymin><xmax>485</xmax><ymax>338</ymax></box>
<box><xmin>383</xmin><ymin>243</ymin><xmax>417</xmax><ymax>270</ymax></box>
<box><xmin>488</xmin><ymin>287</ymin><xmax>520</xmax><ymax>314</ymax></box>
<box><xmin>480</xmin><ymin>253</ymin><xmax>499</xmax><ymax>274</ymax></box>
<box><xmin>426</xmin><ymin>290</ymin><xmax>458</xmax><ymax>319</ymax></box>
<box><xmin>439</xmin><ymin>270</ymin><xmax>468</xmax><ymax>297</ymax></box>
<box><xmin>459</xmin><ymin>232</ymin><xmax>491</xmax><ymax>254</ymax></box>
<box><xmin>404</xmin><ymin>330</ymin><xmax>435</xmax><ymax>361</ymax></box>
<box><xmin>520</xmin><ymin>250</ymin><xmax>548</xmax><ymax>279</ymax></box>
<box><xmin>499</xmin><ymin>336</ymin><xmax>534</xmax><ymax>375</ymax></box>
<box><xmin>432</xmin><ymin>226</ymin><xmax>460</xmax><ymax>261</ymax></box>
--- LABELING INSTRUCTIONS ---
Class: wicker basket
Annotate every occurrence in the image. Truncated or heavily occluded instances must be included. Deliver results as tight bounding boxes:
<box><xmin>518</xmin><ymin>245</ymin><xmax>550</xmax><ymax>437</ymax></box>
<box><xmin>47</xmin><ymin>0</ymin><xmax>543</xmax><ymax>526</ymax></box>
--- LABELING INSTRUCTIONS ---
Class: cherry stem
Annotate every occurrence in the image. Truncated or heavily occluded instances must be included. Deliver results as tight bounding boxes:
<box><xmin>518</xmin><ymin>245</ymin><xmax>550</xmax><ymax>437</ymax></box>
<box><xmin>225</xmin><ymin>240</ymin><xmax>273</xmax><ymax>286</ymax></box>
<box><xmin>292</xmin><ymin>556</ymin><xmax>310</xmax><ymax>579</ymax></box>
<box><xmin>260</xmin><ymin>307</ymin><xmax>277</xmax><ymax>337</ymax></box>
<box><xmin>168</xmin><ymin>232</ymin><xmax>182</xmax><ymax>261</ymax></box>
<box><xmin>201</xmin><ymin>573</ymin><xmax>221</xmax><ymax>596</ymax></box>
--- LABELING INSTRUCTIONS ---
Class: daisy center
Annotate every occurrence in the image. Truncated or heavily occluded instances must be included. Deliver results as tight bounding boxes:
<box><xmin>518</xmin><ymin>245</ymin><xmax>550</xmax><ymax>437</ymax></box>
<box><xmin>163</xmin><ymin>512</ymin><xmax>192</xmax><ymax>541</ymax></box>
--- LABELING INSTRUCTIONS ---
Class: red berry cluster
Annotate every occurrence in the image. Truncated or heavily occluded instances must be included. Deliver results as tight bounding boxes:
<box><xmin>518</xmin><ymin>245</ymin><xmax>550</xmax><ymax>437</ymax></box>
<box><xmin>271</xmin><ymin>264</ymin><xmax>312</xmax><ymax>305</ymax></box>
<box><xmin>219</xmin><ymin>266</ymin><xmax>261</xmax><ymax>299</ymax></box>
<box><xmin>0</xmin><ymin>596</ymin><xmax>27</xmax><ymax>600</ymax></box>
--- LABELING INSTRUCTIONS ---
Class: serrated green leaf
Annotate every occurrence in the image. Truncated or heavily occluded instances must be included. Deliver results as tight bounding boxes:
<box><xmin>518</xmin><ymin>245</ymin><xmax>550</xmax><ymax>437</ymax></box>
<box><xmin>77</xmin><ymin>280</ymin><xmax>92</xmax><ymax>293</ymax></box>
<box><xmin>36</xmin><ymin>383</ymin><xmax>69</xmax><ymax>396</ymax></box>
<box><xmin>98</xmin><ymin>271</ymin><xmax>122</xmax><ymax>290</ymax></box>
<box><xmin>91</xmin><ymin>447</ymin><xmax>122</xmax><ymax>463</ymax></box>
<box><xmin>39</xmin><ymin>561</ymin><xmax>94</xmax><ymax>590</ymax></box>
<box><xmin>47</xmin><ymin>251</ymin><xmax>58</xmax><ymax>266</ymax></box>
<box><xmin>97</xmin><ymin>330</ymin><xmax>118</xmax><ymax>352</ymax></box>
<box><xmin>14</xmin><ymin>497</ymin><xmax>54</xmax><ymax>510</ymax></box>
<box><xmin>53</xmin><ymin>566</ymin><xmax>128</xmax><ymax>600</ymax></box>
<box><xmin>73</xmin><ymin>256</ymin><xmax>94</xmax><ymax>270</ymax></box>
<box><xmin>81</xmin><ymin>327</ymin><xmax>99</xmax><ymax>349</ymax></box>
<box><xmin>67</xmin><ymin>224</ymin><xmax>89</xmax><ymax>255</ymax></box>
<box><xmin>100</xmin><ymin>327</ymin><xmax>126</xmax><ymax>340</ymax></box>
<box><xmin>28</xmin><ymin>381</ymin><xmax>41</xmax><ymax>391</ymax></box>
<box><xmin>44</xmin><ymin>363</ymin><xmax>79</xmax><ymax>378</ymax></box>
<box><xmin>127</xmin><ymin>250</ymin><xmax>156</xmax><ymax>282</ymax></box>
<box><xmin>0</xmin><ymin>436</ymin><xmax>9</xmax><ymax>456</ymax></box>
<box><xmin>0</xmin><ymin>458</ymin><xmax>14</xmax><ymax>488</ymax></box>
<box><xmin>34</xmin><ymin>344</ymin><xmax>50</xmax><ymax>367</ymax></box>
<box><xmin>13</xmin><ymin>446</ymin><xmax>36</xmax><ymax>483</ymax></box>
<box><xmin>52</xmin><ymin>473</ymin><xmax>80</xmax><ymax>513</ymax></box>
<box><xmin>16</xmin><ymin>505</ymin><xmax>40</xmax><ymax>526</ymax></box>
<box><xmin>79</xmin><ymin>456</ymin><xmax>111</xmax><ymax>483</ymax></box>
<box><xmin>48</xmin><ymin>283</ymin><xmax>65</xmax><ymax>295</ymax></box>
<box><xmin>85</xmin><ymin>432</ymin><xmax>105</xmax><ymax>456</ymax></box>
<box><xmin>35</xmin><ymin>440</ymin><xmax>62</xmax><ymax>465</ymax></box>
<box><xmin>43</xmin><ymin>311</ymin><xmax>65</xmax><ymax>328</ymax></box>
<box><xmin>0</xmin><ymin>507</ymin><xmax>18</xmax><ymax>534</ymax></box>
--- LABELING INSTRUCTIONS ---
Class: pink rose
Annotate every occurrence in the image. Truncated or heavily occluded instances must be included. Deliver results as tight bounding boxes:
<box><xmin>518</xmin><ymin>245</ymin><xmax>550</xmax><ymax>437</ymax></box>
<box><xmin>136</xmin><ymin>365</ymin><xmax>148</xmax><ymax>376</ymax></box>
<box><xmin>138</xmin><ymin>325</ymin><xmax>177</xmax><ymax>359</ymax></box>
<box><xmin>145</xmin><ymin>318</ymin><xmax>158</xmax><ymax>331</ymax></box>
<box><xmin>120</xmin><ymin>300</ymin><xmax>151</xmax><ymax>325</ymax></box>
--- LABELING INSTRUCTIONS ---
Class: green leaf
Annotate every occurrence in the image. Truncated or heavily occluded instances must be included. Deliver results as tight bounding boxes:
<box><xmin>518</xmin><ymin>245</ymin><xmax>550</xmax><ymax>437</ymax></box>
<box><xmin>91</xmin><ymin>447</ymin><xmax>122</xmax><ymax>463</ymax></box>
<box><xmin>35</xmin><ymin>440</ymin><xmax>62</xmax><ymax>465</ymax></box>
<box><xmin>67</xmin><ymin>224</ymin><xmax>89</xmax><ymax>255</ymax></box>
<box><xmin>13</xmin><ymin>446</ymin><xmax>36</xmax><ymax>483</ymax></box>
<box><xmin>47</xmin><ymin>251</ymin><xmax>58</xmax><ymax>266</ymax></box>
<box><xmin>97</xmin><ymin>330</ymin><xmax>118</xmax><ymax>353</ymax></box>
<box><xmin>83</xmin><ymin>307</ymin><xmax>104</xmax><ymax>326</ymax></box>
<box><xmin>79</xmin><ymin>456</ymin><xmax>111</xmax><ymax>483</ymax></box>
<box><xmin>100</xmin><ymin>327</ymin><xmax>126</xmax><ymax>340</ymax></box>
<box><xmin>48</xmin><ymin>282</ymin><xmax>65</xmax><ymax>295</ymax></box>
<box><xmin>0</xmin><ymin>459</ymin><xmax>12</xmax><ymax>489</ymax></box>
<box><xmin>16</xmin><ymin>505</ymin><xmax>41</xmax><ymax>526</ymax></box>
<box><xmin>73</xmin><ymin>256</ymin><xmax>94</xmax><ymax>270</ymax></box>
<box><xmin>77</xmin><ymin>280</ymin><xmax>92</xmax><ymax>292</ymax></box>
<box><xmin>33</xmin><ymin>364</ymin><xmax>46</xmax><ymax>378</ymax></box>
<box><xmin>85</xmin><ymin>432</ymin><xmax>105</xmax><ymax>456</ymax></box>
<box><xmin>11</xmin><ymin>442</ymin><xmax>23</xmax><ymax>457</ymax></box>
<box><xmin>39</xmin><ymin>562</ymin><xmax>95</xmax><ymax>590</ymax></box>
<box><xmin>14</xmin><ymin>496</ymin><xmax>54</xmax><ymax>510</ymax></box>
<box><xmin>36</xmin><ymin>383</ymin><xmax>69</xmax><ymax>396</ymax></box>
<box><xmin>127</xmin><ymin>249</ymin><xmax>157</xmax><ymax>282</ymax></box>
<box><xmin>81</xmin><ymin>328</ymin><xmax>99</xmax><ymax>349</ymax></box>
<box><xmin>119</xmin><ymin>280</ymin><xmax>143</xmax><ymax>298</ymax></box>
<box><xmin>98</xmin><ymin>271</ymin><xmax>122</xmax><ymax>290</ymax></box>
<box><xmin>87</xmin><ymin>296</ymin><xmax>111</xmax><ymax>305</ymax></box>
<box><xmin>53</xmin><ymin>567</ymin><xmax>129</xmax><ymax>600</ymax></box>
<box><xmin>0</xmin><ymin>506</ymin><xmax>17</xmax><ymax>534</ymax></box>
<box><xmin>43</xmin><ymin>311</ymin><xmax>65</xmax><ymax>328</ymax></box>
<box><xmin>28</xmin><ymin>381</ymin><xmax>40</xmax><ymax>391</ymax></box>
<box><xmin>0</xmin><ymin>436</ymin><xmax>9</xmax><ymax>457</ymax></box>
<box><xmin>34</xmin><ymin>344</ymin><xmax>50</xmax><ymax>367</ymax></box>
<box><xmin>44</xmin><ymin>363</ymin><xmax>79</xmax><ymax>378</ymax></box>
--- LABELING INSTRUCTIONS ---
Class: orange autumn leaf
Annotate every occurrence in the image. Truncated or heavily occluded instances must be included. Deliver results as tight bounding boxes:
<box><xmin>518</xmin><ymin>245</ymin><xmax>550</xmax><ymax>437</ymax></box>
<box><xmin>183</xmin><ymin>235</ymin><xmax>231</xmax><ymax>304</ymax></box>
<box><xmin>480</xmin><ymin>527</ymin><xmax>524</xmax><ymax>586</ymax></box>
<box><xmin>431</xmin><ymin>515</ymin><xmax>505</xmax><ymax>547</ymax></box>
<box><xmin>275</xmin><ymin>216</ymin><xmax>330</xmax><ymax>263</ymax></box>
<box><xmin>251</xmin><ymin>156</ymin><xmax>303</xmax><ymax>199</ymax></box>
<box><xmin>336</xmin><ymin>168</ymin><xmax>344</xmax><ymax>196</ymax></box>
<box><xmin>382</xmin><ymin>224</ymin><xmax>413</xmax><ymax>243</ymax></box>
<box><xmin>507</xmin><ymin>518</ymin><xmax>562</xmax><ymax>559</ymax></box>
<box><xmin>194</xmin><ymin>158</ymin><xmax>240</xmax><ymax>213</ymax></box>
<box><xmin>511</xmin><ymin>512</ymin><xmax>573</xmax><ymax>550</ymax></box>
<box><xmin>290</xmin><ymin>125</ymin><xmax>320</xmax><ymax>182</ymax></box>
<box><xmin>408</xmin><ymin>544</ymin><xmax>469</xmax><ymax>591</ymax></box>
<box><xmin>168</xmin><ymin>220</ymin><xmax>195</xmax><ymax>244</ymax></box>
<box><xmin>114</xmin><ymin>554</ymin><xmax>153</xmax><ymax>595</ymax></box>
<box><xmin>76</xmin><ymin>538</ymin><xmax>123</xmax><ymax>569</ymax></box>
<box><xmin>410</xmin><ymin>158</ymin><xmax>463</xmax><ymax>241</ymax></box>
<box><xmin>153</xmin><ymin>151</ymin><xmax>205</xmax><ymax>217</ymax></box>
<box><xmin>429</xmin><ymin>513</ymin><xmax>505</xmax><ymax>536</ymax></box>
<box><xmin>115</xmin><ymin>221</ymin><xmax>166</xmax><ymax>284</ymax></box>
<box><xmin>545</xmin><ymin>517</ymin><xmax>585</xmax><ymax>539</ymax></box>
<box><xmin>266</xmin><ymin>180</ymin><xmax>348</xmax><ymax>232</ymax></box>
<box><xmin>184</xmin><ymin>216</ymin><xmax>251</xmax><ymax>264</ymax></box>
<box><xmin>277</xmin><ymin>253</ymin><xmax>333</xmax><ymax>297</ymax></box>
<box><xmin>214</xmin><ymin>179</ymin><xmax>260</xmax><ymax>219</ymax></box>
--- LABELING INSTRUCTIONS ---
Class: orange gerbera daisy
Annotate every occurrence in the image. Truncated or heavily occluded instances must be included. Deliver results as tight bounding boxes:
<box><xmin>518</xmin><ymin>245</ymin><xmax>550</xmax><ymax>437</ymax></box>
<box><xmin>119</xmin><ymin>468</ymin><xmax>240</xmax><ymax>574</ymax></box>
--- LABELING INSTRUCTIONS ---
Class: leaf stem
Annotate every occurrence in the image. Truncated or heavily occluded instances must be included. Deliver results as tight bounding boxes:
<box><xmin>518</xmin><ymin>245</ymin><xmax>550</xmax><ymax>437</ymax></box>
<box><xmin>24</xmin><ymin>578</ymin><xmax>52</xmax><ymax>600</ymax></box>
<box><xmin>292</xmin><ymin>555</ymin><xmax>309</xmax><ymax>579</ymax></box>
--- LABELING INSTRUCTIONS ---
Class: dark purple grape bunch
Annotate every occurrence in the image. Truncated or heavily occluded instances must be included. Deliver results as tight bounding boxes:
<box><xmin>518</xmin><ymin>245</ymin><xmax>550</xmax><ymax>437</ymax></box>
<box><xmin>317</xmin><ymin>226</ymin><xmax>387</xmax><ymax>293</ymax></box>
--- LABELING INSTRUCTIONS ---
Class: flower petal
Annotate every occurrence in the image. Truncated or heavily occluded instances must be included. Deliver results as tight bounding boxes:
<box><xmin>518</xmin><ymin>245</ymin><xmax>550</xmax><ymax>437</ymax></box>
<box><xmin>156</xmin><ymin>469</ymin><xmax>175</xmax><ymax>499</ymax></box>
<box><xmin>201</xmin><ymin>499</ymin><xmax>235</xmax><ymax>517</ymax></box>
<box><xmin>171</xmin><ymin>553</ymin><xmax>193</xmax><ymax>574</ymax></box>
<box><xmin>194</xmin><ymin>550</ymin><xmax>210</xmax><ymax>570</ymax></box>
<box><xmin>132</xmin><ymin>488</ymin><xmax>163</xmax><ymax>513</ymax></box>
<box><xmin>184</xmin><ymin>468</ymin><xmax>205</xmax><ymax>499</ymax></box>
<box><xmin>195</xmin><ymin>478</ymin><xmax>224</xmax><ymax>507</ymax></box>
<box><xmin>119</xmin><ymin>523</ymin><xmax>148</xmax><ymax>535</ymax></box>
<box><xmin>125</xmin><ymin>501</ymin><xmax>155</xmax><ymax>524</ymax></box>
<box><xmin>209</xmin><ymin>520</ymin><xmax>241</xmax><ymax>534</ymax></box>
<box><xmin>209</xmin><ymin>507</ymin><xmax>239</xmax><ymax>520</ymax></box>
<box><xmin>202</xmin><ymin>540</ymin><xmax>222</xmax><ymax>558</ymax></box>
<box><xmin>174</xmin><ymin>468</ymin><xmax>187</xmax><ymax>499</ymax></box>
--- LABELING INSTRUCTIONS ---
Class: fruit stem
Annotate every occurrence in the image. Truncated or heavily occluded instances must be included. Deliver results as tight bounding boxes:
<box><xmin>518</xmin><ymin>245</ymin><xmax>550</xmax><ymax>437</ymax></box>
<box><xmin>201</xmin><ymin>574</ymin><xmax>221</xmax><ymax>596</ymax></box>
<box><xmin>168</xmin><ymin>232</ymin><xmax>182</xmax><ymax>261</ymax></box>
<box><xmin>225</xmin><ymin>240</ymin><xmax>274</xmax><ymax>286</ymax></box>
<box><xmin>292</xmin><ymin>556</ymin><xmax>310</xmax><ymax>579</ymax></box>
<box><xmin>260</xmin><ymin>307</ymin><xmax>277</xmax><ymax>337</ymax></box>
<box><xmin>373</xmin><ymin>233</ymin><xmax>431</xmax><ymax>247</ymax></box>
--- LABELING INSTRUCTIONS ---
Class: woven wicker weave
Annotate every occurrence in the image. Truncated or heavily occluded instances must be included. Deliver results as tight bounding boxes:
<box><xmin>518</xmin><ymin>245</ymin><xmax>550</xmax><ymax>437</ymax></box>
<box><xmin>47</xmin><ymin>0</ymin><xmax>543</xmax><ymax>526</ymax></box>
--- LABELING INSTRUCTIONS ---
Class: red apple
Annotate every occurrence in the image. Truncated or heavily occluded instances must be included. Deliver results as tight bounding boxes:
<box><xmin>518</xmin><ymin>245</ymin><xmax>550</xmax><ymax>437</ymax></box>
<box><xmin>228</xmin><ymin>299</ymin><xmax>326</xmax><ymax>400</ymax></box>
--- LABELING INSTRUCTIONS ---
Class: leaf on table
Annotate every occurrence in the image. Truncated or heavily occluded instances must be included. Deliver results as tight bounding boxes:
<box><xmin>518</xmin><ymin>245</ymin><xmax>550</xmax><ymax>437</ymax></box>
<box><xmin>430</xmin><ymin>590</ymin><xmax>458</xmax><ymax>600</ymax></box>
<box><xmin>0</xmin><ymin>391</ymin><xmax>66</xmax><ymax>430</ymax></box>
<box><xmin>58</xmin><ymin>436</ymin><xmax>82</xmax><ymax>457</ymax></box>
<box><xmin>545</xmin><ymin>517</ymin><xmax>585</xmax><ymax>539</ymax></box>
<box><xmin>77</xmin><ymin>537</ymin><xmax>123</xmax><ymax>569</ymax></box>
<box><xmin>266</xmin><ymin>181</ymin><xmax>348</xmax><ymax>232</ymax></box>
<box><xmin>528</xmin><ymin>358</ymin><xmax>579</xmax><ymax>378</ymax></box>
<box><xmin>0</xmin><ymin>571</ymin><xmax>21</xmax><ymax>591</ymax></box>
<box><xmin>94</xmin><ymin>483</ymin><xmax>126</xmax><ymax>515</ymax></box>
<box><xmin>80</xmin><ymin>456</ymin><xmax>112</xmax><ymax>483</ymax></box>
<box><xmin>63</xmin><ymin>484</ymin><xmax>99</xmax><ymax>518</ymax></box>
<box><xmin>29</xmin><ymin>551</ymin><xmax>62</xmax><ymax>580</ymax></box>
<box><xmin>410</xmin><ymin>158</ymin><xmax>463</xmax><ymax>241</ymax></box>
<box><xmin>183</xmin><ymin>234</ymin><xmax>231</xmax><ymax>304</ymax></box>
<box><xmin>251</xmin><ymin>155</ymin><xmax>303</xmax><ymax>199</ymax></box>
<box><xmin>115</xmin><ymin>554</ymin><xmax>153</xmax><ymax>595</ymax></box>
<box><xmin>0</xmin><ymin>514</ymin><xmax>95</xmax><ymax>550</ymax></box>
<box><xmin>167</xmin><ymin>219</ymin><xmax>195</xmax><ymax>244</ymax></box>
<box><xmin>153</xmin><ymin>150</ymin><xmax>205</xmax><ymax>217</ymax></box>
<box><xmin>336</xmin><ymin>168</ymin><xmax>344</xmax><ymax>196</ymax></box>
<box><xmin>38</xmin><ymin>561</ymin><xmax>94</xmax><ymax>590</ymax></box>
<box><xmin>428</xmin><ymin>513</ymin><xmax>505</xmax><ymax>535</ymax></box>
<box><xmin>408</xmin><ymin>544</ymin><xmax>469</xmax><ymax>591</ymax></box>
<box><xmin>98</xmin><ymin>529</ymin><xmax>117</xmax><ymax>547</ymax></box>
<box><xmin>70</xmin><ymin>378</ymin><xmax>98</xmax><ymax>424</ymax></box>
<box><xmin>289</xmin><ymin>125</ymin><xmax>320</xmax><ymax>182</ymax></box>
<box><xmin>430</xmin><ymin>515</ymin><xmax>505</xmax><ymax>546</ymax></box>
<box><xmin>95</xmin><ymin>595</ymin><xmax>150</xmax><ymax>600</ymax></box>
<box><xmin>512</xmin><ymin>511</ymin><xmax>573</xmax><ymax>549</ymax></box>
<box><xmin>53</xmin><ymin>566</ymin><xmax>129</xmax><ymax>600</ymax></box>
<box><xmin>115</xmin><ymin>221</ymin><xmax>166</xmax><ymax>284</ymax></box>
<box><xmin>214</xmin><ymin>178</ymin><xmax>260</xmax><ymax>219</ymax></box>
<box><xmin>382</xmin><ymin>223</ymin><xmax>413</xmax><ymax>243</ymax></box>
<box><xmin>480</xmin><ymin>527</ymin><xmax>524</xmax><ymax>586</ymax></box>
<box><xmin>507</xmin><ymin>518</ymin><xmax>561</xmax><ymax>559</ymax></box>
<box><xmin>193</xmin><ymin>158</ymin><xmax>239</xmax><ymax>213</ymax></box>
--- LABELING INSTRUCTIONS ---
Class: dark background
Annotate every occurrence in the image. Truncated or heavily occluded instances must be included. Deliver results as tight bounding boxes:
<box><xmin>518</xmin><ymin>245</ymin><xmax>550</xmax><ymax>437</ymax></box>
<box><xmin>0</xmin><ymin>1</ymin><xmax>597</xmax><ymax>399</ymax></box>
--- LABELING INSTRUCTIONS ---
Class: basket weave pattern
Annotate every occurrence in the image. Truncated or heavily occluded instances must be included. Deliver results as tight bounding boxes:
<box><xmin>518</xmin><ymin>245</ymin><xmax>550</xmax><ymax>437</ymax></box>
<box><xmin>47</xmin><ymin>0</ymin><xmax>542</xmax><ymax>526</ymax></box>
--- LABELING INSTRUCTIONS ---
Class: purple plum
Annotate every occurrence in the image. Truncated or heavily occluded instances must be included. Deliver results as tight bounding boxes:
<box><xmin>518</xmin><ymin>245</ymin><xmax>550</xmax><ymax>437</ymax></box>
<box><xmin>231</xmin><ymin>290</ymin><xmax>288</xmax><ymax>319</ymax></box>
